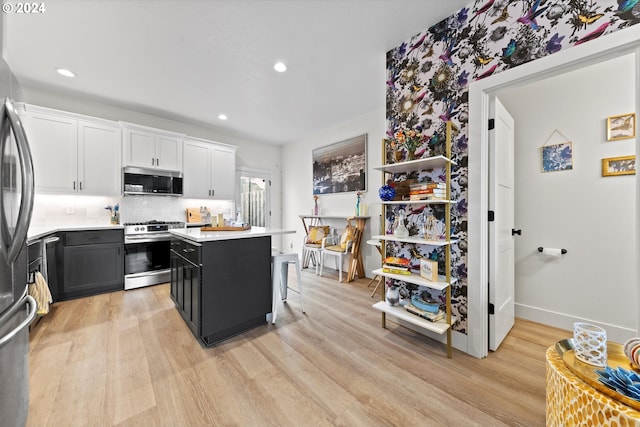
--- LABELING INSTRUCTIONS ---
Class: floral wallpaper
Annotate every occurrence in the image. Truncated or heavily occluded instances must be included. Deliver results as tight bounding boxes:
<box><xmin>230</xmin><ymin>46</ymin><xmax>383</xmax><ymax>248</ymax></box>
<box><xmin>385</xmin><ymin>0</ymin><xmax>639</xmax><ymax>334</ymax></box>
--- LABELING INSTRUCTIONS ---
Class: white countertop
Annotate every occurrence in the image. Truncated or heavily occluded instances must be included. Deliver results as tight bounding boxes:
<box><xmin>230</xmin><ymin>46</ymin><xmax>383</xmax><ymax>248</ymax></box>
<box><xmin>28</xmin><ymin>224</ymin><xmax>124</xmax><ymax>241</ymax></box>
<box><xmin>169</xmin><ymin>226</ymin><xmax>295</xmax><ymax>243</ymax></box>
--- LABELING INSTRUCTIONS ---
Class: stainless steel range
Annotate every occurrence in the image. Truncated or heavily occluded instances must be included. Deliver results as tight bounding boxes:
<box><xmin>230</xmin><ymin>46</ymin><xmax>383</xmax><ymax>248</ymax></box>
<box><xmin>123</xmin><ymin>220</ymin><xmax>185</xmax><ymax>290</ymax></box>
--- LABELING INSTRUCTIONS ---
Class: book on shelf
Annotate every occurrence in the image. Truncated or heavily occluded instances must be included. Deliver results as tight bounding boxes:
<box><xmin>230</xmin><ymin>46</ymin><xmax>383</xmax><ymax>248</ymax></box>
<box><xmin>405</xmin><ymin>303</ymin><xmax>445</xmax><ymax>322</ymax></box>
<box><xmin>382</xmin><ymin>263</ymin><xmax>409</xmax><ymax>271</ymax></box>
<box><xmin>409</xmin><ymin>189</ymin><xmax>447</xmax><ymax>196</ymax></box>
<box><xmin>383</xmin><ymin>256</ymin><xmax>410</xmax><ymax>268</ymax></box>
<box><xmin>382</xmin><ymin>265</ymin><xmax>412</xmax><ymax>275</ymax></box>
<box><xmin>409</xmin><ymin>182</ymin><xmax>446</xmax><ymax>191</ymax></box>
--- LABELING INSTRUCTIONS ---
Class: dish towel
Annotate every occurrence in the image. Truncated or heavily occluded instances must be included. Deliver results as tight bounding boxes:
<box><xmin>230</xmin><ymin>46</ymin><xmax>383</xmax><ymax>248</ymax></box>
<box><xmin>28</xmin><ymin>271</ymin><xmax>52</xmax><ymax>315</ymax></box>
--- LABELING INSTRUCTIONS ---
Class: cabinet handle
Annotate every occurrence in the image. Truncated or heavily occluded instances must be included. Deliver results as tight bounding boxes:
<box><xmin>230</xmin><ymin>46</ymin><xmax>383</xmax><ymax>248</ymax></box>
<box><xmin>73</xmin><ymin>181</ymin><xmax>76</xmax><ymax>190</ymax></box>
<box><xmin>183</xmin><ymin>248</ymin><xmax>195</xmax><ymax>253</ymax></box>
<box><xmin>156</xmin><ymin>158</ymin><xmax>159</xmax><ymax>166</ymax></box>
<box><xmin>211</xmin><ymin>189</ymin><xmax>214</xmax><ymax>197</ymax></box>
<box><xmin>79</xmin><ymin>182</ymin><xmax>83</xmax><ymax>191</ymax></box>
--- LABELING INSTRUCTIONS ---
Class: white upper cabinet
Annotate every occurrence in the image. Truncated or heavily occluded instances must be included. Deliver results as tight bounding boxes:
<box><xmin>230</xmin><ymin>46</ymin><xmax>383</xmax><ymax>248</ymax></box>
<box><xmin>209</xmin><ymin>145</ymin><xmax>236</xmax><ymax>200</ymax></box>
<box><xmin>22</xmin><ymin>106</ymin><xmax>121</xmax><ymax>195</ymax></box>
<box><xmin>78</xmin><ymin>121</ymin><xmax>122</xmax><ymax>195</ymax></box>
<box><xmin>183</xmin><ymin>137</ymin><xmax>236</xmax><ymax>200</ymax></box>
<box><xmin>121</xmin><ymin>123</ymin><xmax>183</xmax><ymax>171</ymax></box>
<box><xmin>183</xmin><ymin>139</ymin><xmax>211</xmax><ymax>198</ymax></box>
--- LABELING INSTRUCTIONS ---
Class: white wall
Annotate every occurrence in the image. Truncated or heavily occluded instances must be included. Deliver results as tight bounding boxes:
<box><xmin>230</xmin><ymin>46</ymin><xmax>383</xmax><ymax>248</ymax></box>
<box><xmin>495</xmin><ymin>54</ymin><xmax>636</xmax><ymax>342</ymax></box>
<box><xmin>22</xmin><ymin>87</ymin><xmax>282</xmax><ymax>234</ymax></box>
<box><xmin>281</xmin><ymin>108</ymin><xmax>385</xmax><ymax>276</ymax></box>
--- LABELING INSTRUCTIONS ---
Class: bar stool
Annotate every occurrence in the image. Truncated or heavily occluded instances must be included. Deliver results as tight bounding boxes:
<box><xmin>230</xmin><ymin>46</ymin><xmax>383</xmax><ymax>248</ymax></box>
<box><xmin>366</xmin><ymin>239</ymin><xmax>384</xmax><ymax>298</ymax></box>
<box><xmin>271</xmin><ymin>248</ymin><xmax>305</xmax><ymax>324</ymax></box>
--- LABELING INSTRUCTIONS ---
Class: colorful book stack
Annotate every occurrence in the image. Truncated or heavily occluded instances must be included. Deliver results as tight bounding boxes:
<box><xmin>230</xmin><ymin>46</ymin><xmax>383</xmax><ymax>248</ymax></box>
<box><xmin>405</xmin><ymin>303</ymin><xmax>445</xmax><ymax>322</ymax></box>
<box><xmin>409</xmin><ymin>182</ymin><xmax>447</xmax><ymax>201</ymax></box>
<box><xmin>382</xmin><ymin>256</ymin><xmax>411</xmax><ymax>275</ymax></box>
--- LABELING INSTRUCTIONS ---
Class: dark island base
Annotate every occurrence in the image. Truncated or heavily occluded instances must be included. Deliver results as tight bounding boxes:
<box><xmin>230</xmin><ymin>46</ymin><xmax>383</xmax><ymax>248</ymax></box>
<box><xmin>171</xmin><ymin>235</ymin><xmax>272</xmax><ymax>347</ymax></box>
<box><xmin>201</xmin><ymin>315</ymin><xmax>266</xmax><ymax>346</ymax></box>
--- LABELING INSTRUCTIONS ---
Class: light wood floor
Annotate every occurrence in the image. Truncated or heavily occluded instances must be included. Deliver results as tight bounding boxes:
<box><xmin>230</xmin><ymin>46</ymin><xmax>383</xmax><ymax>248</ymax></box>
<box><xmin>27</xmin><ymin>269</ymin><xmax>569</xmax><ymax>427</ymax></box>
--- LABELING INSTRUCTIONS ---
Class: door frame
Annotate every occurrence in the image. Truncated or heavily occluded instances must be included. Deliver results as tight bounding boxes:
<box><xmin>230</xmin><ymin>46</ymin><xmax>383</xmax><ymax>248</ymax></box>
<box><xmin>467</xmin><ymin>25</ymin><xmax>640</xmax><ymax>359</ymax></box>
<box><xmin>236</xmin><ymin>166</ymin><xmax>272</xmax><ymax>228</ymax></box>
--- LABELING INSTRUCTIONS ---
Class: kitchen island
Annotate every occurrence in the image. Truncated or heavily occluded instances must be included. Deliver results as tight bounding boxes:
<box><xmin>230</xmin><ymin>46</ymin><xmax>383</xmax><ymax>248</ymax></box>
<box><xmin>169</xmin><ymin>227</ymin><xmax>295</xmax><ymax>346</ymax></box>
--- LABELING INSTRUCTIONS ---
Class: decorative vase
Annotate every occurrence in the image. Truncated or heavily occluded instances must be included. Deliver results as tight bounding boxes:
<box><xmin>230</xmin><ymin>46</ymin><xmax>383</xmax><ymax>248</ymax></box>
<box><xmin>393</xmin><ymin>209</ymin><xmax>409</xmax><ymax>239</ymax></box>
<box><xmin>378</xmin><ymin>184</ymin><xmax>396</xmax><ymax>201</ymax></box>
<box><xmin>573</xmin><ymin>322</ymin><xmax>607</xmax><ymax>367</ymax></box>
<box><xmin>314</xmin><ymin>199</ymin><xmax>318</xmax><ymax>215</ymax></box>
<box><xmin>407</xmin><ymin>148</ymin><xmax>416</xmax><ymax>161</ymax></box>
<box><xmin>386</xmin><ymin>286</ymin><xmax>400</xmax><ymax>306</ymax></box>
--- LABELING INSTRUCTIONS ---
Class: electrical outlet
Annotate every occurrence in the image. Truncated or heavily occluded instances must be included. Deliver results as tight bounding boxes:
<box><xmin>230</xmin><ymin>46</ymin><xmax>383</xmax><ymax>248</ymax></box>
<box><xmin>65</xmin><ymin>207</ymin><xmax>75</xmax><ymax>214</ymax></box>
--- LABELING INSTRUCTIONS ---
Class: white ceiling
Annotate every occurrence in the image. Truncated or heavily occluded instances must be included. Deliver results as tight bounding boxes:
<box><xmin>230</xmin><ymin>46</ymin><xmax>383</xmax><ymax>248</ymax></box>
<box><xmin>5</xmin><ymin>0</ymin><xmax>469</xmax><ymax>145</ymax></box>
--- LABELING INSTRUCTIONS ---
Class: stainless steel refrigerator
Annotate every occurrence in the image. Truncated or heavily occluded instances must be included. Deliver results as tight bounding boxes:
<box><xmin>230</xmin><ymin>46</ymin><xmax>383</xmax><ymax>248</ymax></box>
<box><xmin>0</xmin><ymin>57</ymin><xmax>36</xmax><ymax>427</ymax></box>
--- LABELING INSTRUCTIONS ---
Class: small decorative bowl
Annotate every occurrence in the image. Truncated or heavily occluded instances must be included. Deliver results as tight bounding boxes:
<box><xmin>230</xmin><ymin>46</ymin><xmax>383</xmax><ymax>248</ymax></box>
<box><xmin>411</xmin><ymin>294</ymin><xmax>439</xmax><ymax>313</ymax></box>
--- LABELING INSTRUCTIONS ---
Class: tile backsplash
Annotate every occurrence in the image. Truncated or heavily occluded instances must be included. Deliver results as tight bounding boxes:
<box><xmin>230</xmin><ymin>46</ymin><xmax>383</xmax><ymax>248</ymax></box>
<box><xmin>31</xmin><ymin>194</ymin><xmax>234</xmax><ymax>226</ymax></box>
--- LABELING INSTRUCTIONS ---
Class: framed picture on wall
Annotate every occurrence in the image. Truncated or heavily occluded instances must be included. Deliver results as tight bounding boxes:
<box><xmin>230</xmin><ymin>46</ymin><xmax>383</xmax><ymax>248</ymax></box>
<box><xmin>607</xmin><ymin>113</ymin><xmax>636</xmax><ymax>141</ymax></box>
<box><xmin>541</xmin><ymin>142</ymin><xmax>573</xmax><ymax>173</ymax></box>
<box><xmin>312</xmin><ymin>134</ymin><xmax>367</xmax><ymax>195</ymax></box>
<box><xmin>602</xmin><ymin>155</ymin><xmax>636</xmax><ymax>177</ymax></box>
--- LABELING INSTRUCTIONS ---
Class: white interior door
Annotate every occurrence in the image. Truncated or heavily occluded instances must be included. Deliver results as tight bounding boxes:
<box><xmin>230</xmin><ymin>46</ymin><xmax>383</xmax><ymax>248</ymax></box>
<box><xmin>489</xmin><ymin>96</ymin><xmax>515</xmax><ymax>351</ymax></box>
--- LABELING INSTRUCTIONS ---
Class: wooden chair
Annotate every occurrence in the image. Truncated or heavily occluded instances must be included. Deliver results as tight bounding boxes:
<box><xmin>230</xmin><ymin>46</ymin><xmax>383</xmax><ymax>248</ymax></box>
<box><xmin>366</xmin><ymin>239</ymin><xmax>384</xmax><ymax>297</ymax></box>
<box><xmin>302</xmin><ymin>225</ymin><xmax>329</xmax><ymax>275</ymax></box>
<box><xmin>320</xmin><ymin>224</ymin><xmax>354</xmax><ymax>282</ymax></box>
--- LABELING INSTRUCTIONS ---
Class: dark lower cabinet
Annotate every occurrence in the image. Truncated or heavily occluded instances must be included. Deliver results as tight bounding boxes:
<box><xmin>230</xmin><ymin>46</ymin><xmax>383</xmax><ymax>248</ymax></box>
<box><xmin>60</xmin><ymin>229</ymin><xmax>124</xmax><ymax>300</ymax></box>
<box><xmin>170</xmin><ymin>239</ymin><xmax>201</xmax><ymax>336</ymax></box>
<box><xmin>170</xmin><ymin>236</ymin><xmax>271</xmax><ymax>346</ymax></box>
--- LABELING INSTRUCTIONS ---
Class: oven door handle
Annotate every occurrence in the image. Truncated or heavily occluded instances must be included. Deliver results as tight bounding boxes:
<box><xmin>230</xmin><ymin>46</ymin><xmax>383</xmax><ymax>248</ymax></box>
<box><xmin>124</xmin><ymin>235</ymin><xmax>172</xmax><ymax>244</ymax></box>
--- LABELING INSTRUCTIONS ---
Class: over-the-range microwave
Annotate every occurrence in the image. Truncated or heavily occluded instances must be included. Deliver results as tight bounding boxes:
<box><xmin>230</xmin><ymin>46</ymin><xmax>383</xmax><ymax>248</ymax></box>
<box><xmin>123</xmin><ymin>166</ymin><xmax>183</xmax><ymax>196</ymax></box>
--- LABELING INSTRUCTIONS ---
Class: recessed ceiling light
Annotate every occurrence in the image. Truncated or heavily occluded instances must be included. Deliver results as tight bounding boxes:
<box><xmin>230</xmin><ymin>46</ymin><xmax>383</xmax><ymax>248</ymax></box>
<box><xmin>218</xmin><ymin>114</ymin><xmax>228</xmax><ymax>120</ymax></box>
<box><xmin>273</xmin><ymin>62</ymin><xmax>287</xmax><ymax>72</ymax></box>
<box><xmin>56</xmin><ymin>68</ymin><xmax>76</xmax><ymax>78</ymax></box>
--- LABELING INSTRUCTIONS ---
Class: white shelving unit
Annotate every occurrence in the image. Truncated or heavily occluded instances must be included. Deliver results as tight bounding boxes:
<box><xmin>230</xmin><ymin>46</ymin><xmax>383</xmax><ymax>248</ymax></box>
<box><xmin>374</xmin><ymin>121</ymin><xmax>457</xmax><ymax>358</ymax></box>
<box><xmin>372</xmin><ymin>302</ymin><xmax>457</xmax><ymax>335</ymax></box>
<box><xmin>374</xmin><ymin>155</ymin><xmax>455</xmax><ymax>174</ymax></box>
<box><xmin>371</xmin><ymin>234</ymin><xmax>457</xmax><ymax>246</ymax></box>
<box><xmin>371</xmin><ymin>268</ymin><xmax>457</xmax><ymax>291</ymax></box>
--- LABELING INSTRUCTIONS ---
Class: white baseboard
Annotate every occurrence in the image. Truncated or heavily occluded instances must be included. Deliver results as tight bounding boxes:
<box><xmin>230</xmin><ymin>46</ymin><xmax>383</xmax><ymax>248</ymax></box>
<box><xmin>515</xmin><ymin>303</ymin><xmax>637</xmax><ymax>343</ymax></box>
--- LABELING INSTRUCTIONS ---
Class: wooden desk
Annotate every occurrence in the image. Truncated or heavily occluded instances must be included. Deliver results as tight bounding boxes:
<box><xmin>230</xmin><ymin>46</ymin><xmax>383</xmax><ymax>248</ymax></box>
<box><xmin>299</xmin><ymin>215</ymin><xmax>369</xmax><ymax>283</ymax></box>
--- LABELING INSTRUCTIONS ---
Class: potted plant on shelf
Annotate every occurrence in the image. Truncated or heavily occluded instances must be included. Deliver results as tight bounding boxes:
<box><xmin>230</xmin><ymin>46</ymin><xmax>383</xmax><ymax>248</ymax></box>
<box><xmin>385</xmin><ymin>128</ymin><xmax>427</xmax><ymax>162</ymax></box>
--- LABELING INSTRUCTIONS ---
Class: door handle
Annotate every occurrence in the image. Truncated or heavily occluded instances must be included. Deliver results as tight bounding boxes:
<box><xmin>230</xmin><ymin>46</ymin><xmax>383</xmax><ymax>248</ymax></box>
<box><xmin>1</xmin><ymin>98</ymin><xmax>35</xmax><ymax>263</ymax></box>
<box><xmin>512</xmin><ymin>229</ymin><xmax>522</xmax><ymax>236</ymax></box>
<box><xmin>0</xmin><ymin>293</ymin><xmax>37</xmax><ymax>349</ymax></box>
